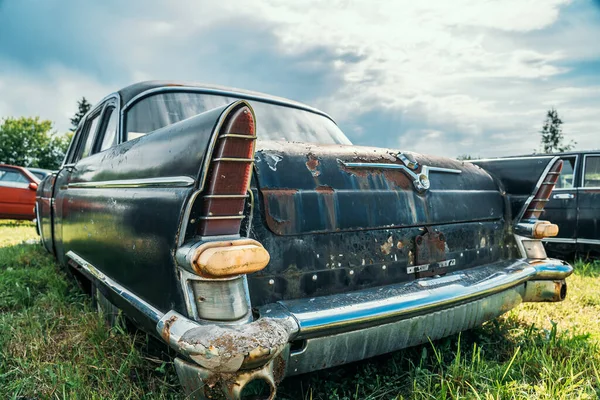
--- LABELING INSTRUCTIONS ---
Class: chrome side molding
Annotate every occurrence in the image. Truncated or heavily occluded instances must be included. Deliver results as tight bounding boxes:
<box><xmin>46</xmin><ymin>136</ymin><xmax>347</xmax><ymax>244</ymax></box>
<box><xmin>66</xmin><ymin>251</ymin><xmax>164</xmax><ymax>322</ymax></box>
<box><xmin>339</xmin><ymin>160</ymin><xmax>461</xmax><ymax>192</ymax></box>
<box><xmin>68</xmin><ymin>176</ymin><xmax>196</xmax><ymax>189</ymax></box>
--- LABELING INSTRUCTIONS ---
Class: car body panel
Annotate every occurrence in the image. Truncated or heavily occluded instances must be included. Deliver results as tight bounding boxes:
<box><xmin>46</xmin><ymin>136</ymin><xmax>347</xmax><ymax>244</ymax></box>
<box><xmin>0</xmin><ymin>164</ymin><xmax>39</xmax><ymax>220</ymax></box>
<box><xmin>476</xmin><ymin>151</ymin><xmax>600</xmax><ymax>259</ymax></box>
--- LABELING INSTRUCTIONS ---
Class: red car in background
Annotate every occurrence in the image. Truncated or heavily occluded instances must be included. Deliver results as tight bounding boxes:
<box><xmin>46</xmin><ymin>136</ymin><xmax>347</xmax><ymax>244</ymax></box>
<box><xmin>0</xmin><ymin>164</ymin><xmax>40</xmax><ymax>220</ymax></box>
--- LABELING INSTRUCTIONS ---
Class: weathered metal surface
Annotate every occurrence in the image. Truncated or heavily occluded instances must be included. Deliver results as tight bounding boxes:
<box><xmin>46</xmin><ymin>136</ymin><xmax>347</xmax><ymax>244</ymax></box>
<box><xmin>473</xmin><ymin>156</ymin><xmax>555</xmax><ymax>221</ymax></box>
<box><xmin>414</xmin><ymin>227</ymin><xmax>446</xmax><ymax>266</ymax></box>
<box><xmin>248</xmin><ymin>212</ymin><xmax>516</xmax><ymax>305</ymax></box>
<box><xmin>286</xmin><ymin>286</ymin><xmax>525</xmax><ymax>376</ymax></box>
<box><xmin>157</xmin><ymin>310</ymin><xmax>298</xmax><ymax>373</ymax></box>
<box><xmin>174</xmin><ymin>353</ymin><xmax>287</xmax><ymax>400</ymax></box>
<box><xmin>523</xmin><ymin>279</ymin><xmax>567</xmax><ymax>302</ymax></box>
<box><xmin>254</xmin><ymin>140</ymin><xmax>503</xmax><ymax>236</ymax></box>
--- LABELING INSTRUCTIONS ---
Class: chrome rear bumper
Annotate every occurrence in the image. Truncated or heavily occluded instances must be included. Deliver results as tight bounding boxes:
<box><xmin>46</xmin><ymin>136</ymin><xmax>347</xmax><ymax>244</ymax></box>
<box><xmin>159</xmin><ymin>257</ymin><xmax>571</xmax><ymax>399</ymax></box>
<box><xmin>276</xmin><ymin>258</ymin><xmax>572</xmax><ymax>339</ymax></box>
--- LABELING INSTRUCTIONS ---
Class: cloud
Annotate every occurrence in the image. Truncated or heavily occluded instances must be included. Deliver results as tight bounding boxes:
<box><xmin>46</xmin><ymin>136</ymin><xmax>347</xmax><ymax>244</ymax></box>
<box><xmin>0</xmin><ymin>0</ymin><xmax>598</xmax><ymax>157</ymax></box>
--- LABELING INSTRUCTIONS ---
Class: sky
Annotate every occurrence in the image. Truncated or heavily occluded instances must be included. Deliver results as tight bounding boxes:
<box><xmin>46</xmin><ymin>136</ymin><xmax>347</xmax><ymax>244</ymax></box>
<box><xmin>0</xmin><ymin>0</ymin><xmax>599</xmax><ymax>158</ymax></box>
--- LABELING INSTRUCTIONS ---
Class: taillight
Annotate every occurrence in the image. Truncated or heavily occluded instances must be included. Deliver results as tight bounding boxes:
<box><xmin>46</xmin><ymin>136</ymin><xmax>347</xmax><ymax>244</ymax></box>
<box><xmin>522</xmin><ymin>159</ymin><xmax>563</xmax><ymax>221</ymax></box>
<box><xmin>197</xmin><ymin>105</ymin><xmax>256</xmax><ymax>236</ymax></box>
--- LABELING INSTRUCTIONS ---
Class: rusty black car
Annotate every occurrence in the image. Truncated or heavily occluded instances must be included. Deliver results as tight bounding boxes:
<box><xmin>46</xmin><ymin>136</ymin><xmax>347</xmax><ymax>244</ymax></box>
<box><xmin>36</xmin><ymin>81</ymin><xmax>573</xmax><ymax>399</ymax></box>
<box><xmin>476</xmin><ymin>151</ymin><xmax>600</xmax><ymax>260</ymax></box>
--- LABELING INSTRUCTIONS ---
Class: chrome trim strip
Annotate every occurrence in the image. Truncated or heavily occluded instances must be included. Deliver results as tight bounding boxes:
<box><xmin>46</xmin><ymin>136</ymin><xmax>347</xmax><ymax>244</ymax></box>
<box><xmin>514</xmin><ymin>156</ymin><xmax>560</xmax><ymax>223</ymax></box>
<box><xmin>542</xmin><ymin>238</ymin><xmax>576</xmax><ymax>244</ymax></box>
<box><xmin>474</xmin><ymin>155</ymin><xmax>554</xmax><ymax>162</ymax></box>
<box><xmin>212</xmin><ymin>157</ymin><xmax>255</xmax><ymax>163</ymax></box>
<box><xmin>339</xmin><ymin>161</ymin><xmax>461</xmax><ymax>192</ymax></box>
<box><xmin>279</xmin><ymin>258</ymin><xmax>572</xmax><ymax>338</ymax></box>
<box><xmin>198</xmin><ymin>215</ymin><xmax>245</xmax><ymax>220</ymax></box>
<box><xmin>576</xmin><ymin>238</ymin><xmax>600</xmax><ymax>245</ymax></box>
<box><xmin>68</xmin><ymin>176</ymin><xmax>195</xmax><ymax>189</ymax></box>
<box><xmin>66</xmin><ymin>251</ymin><xmax>164</xmax><ymax>322</ymax></box>
<box><xmin>426</xmin><ymin>166</ymin><xmax>463</xmax><ymax>174</ymax></box>
<box><xmin>341</xmin><ymin>162</ymin><xmax>461</xmax><ymax>175</ymax></box>
<box><xmin>203</xmin><ymin>194</ymin><xmax>249</xmax><ymax>199</ymax></box>
<box><xmin>218</xmin><ymin>134</ymin><xmax>257</xmax><ymax>139</ymax></box>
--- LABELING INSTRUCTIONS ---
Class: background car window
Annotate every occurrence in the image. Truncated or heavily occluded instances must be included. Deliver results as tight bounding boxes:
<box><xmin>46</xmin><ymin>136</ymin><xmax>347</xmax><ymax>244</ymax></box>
<box><xmin>0</xmin><ymin>168</ymin><xmax>29</xmax><ymax>186</ymax></box>
<box><xmin>125</xmin><ymin>92</ymin><xmax>352</xmax><ymax>145</ymax></box>
<box><xmin>97</xmin><ymin>106</ymin><xmax>119</xmax><ymax>152</ymax></box>
<box><xmin>80</xmin><ymin>114</ymin><xmax>100</xmax><ymax>159</ymax></box>
<box><xmin>555</xmin><ymin>157</ymin><xmax>576</xmax><ymax>189</ymax></box>
<box><xmin>583</xmin><ymin>156</ymin><xmax>600</xmax><ymax>188</ymax></box>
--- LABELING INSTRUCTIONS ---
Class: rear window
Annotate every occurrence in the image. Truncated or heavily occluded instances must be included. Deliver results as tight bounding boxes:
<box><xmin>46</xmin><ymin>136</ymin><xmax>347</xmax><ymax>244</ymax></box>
<box><xmin>125</xmin><ymin>92</ymin><xmax>351</xmax><ymax>145</ymax></box>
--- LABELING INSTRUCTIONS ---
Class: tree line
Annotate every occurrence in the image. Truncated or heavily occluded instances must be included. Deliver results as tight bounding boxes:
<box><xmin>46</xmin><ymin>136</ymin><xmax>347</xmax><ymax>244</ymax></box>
<box><xmin>0</xmin><ymin>101</ymin><xmax>578</xmax><ymax>170</ymax></box>
<box><xmin>0</xmin><ymin>98</ymin><xmax>90</xmax><ymax>170</ymax></box>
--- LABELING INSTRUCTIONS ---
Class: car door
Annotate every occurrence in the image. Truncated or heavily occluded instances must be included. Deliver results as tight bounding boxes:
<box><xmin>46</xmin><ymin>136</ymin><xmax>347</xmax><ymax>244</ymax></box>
<box><xmin>577</xmin><ymin>153</ymin><xmax>600</xmax><ymax>251</ymax></box>
<box><xmin>542</xmin><ymin>155</ymin><xmax>579</xmax><ymax>244</ymax></box>
<box><xmin>0</xmin><ymin>166</ymin><xmax>38</xmax><ymax>219</ymax></box>
<box><xmin>53</xmin><ymin>102</ymin><xmax>106</xmax><ymax>265</ymax></box>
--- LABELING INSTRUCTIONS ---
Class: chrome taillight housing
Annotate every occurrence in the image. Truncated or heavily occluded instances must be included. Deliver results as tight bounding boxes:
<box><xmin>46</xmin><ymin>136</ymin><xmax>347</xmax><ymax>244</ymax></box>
<box><xmin>197</xmin><ymin>104</ymin><xmax>256</xmax><ymax>236</ymax></box>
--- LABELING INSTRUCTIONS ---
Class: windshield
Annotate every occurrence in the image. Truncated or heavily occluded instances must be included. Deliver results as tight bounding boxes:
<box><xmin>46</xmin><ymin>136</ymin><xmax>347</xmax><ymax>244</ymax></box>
<box><xmin>125</xmin><ymin>92</ymin><xmax>351</xmax><ymax>145</ymax></box>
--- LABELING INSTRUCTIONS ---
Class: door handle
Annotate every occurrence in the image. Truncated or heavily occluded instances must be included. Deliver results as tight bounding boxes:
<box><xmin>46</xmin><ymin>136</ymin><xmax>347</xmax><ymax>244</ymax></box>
<box><xmin>552</xmin><ymin>193</ymin><xmax>574</xmax><ymax>200</ymax></box>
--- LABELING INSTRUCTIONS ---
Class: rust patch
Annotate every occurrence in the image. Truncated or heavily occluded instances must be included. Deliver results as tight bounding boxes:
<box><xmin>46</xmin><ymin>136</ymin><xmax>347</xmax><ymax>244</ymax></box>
<box><xmin>315</xmin><ymin>185</ymin><xmax>334</xmax><ymax>194</ymax></box>
<box><xmin>415</xmin><ymin>227</ymin><xmax>446</xmax><ymax>266</ymax></box>
<box><xmin>382</xmin><ymin>170</ymin><xmax>413</xmax><ymax>190</ymax></box>
<box><xmin>305</xmin><ymin>153</ymin><xmax>321</xmax><ymax>177</ymax></box>
<box><xmin>161</xmin><ymin>314</ymin><xmax>178</xmax><ymax>342</ymax></box>
<box><xmin>380</xmin><ymin>236</ymin><xmax>394</xmax><ymax>255</ymax></box>
<box><xmin>261</xmin><ymin>188</ymin><xmax>299</xmax><ymax>235</ymax></box>
<box><xmin>272</xmin><ymin>354</ymin><xmax>287</xmax><ymax>383</ymax></box>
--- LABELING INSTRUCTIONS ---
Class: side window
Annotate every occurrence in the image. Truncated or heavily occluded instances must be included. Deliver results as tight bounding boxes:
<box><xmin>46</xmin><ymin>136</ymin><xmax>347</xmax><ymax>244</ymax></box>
<box><xmin>583</xmin><ymin>156</ymin><xmax>600</xmax><ymax>188</ymax></box>
<box><xmin>96</xmin><ymin>106</ymin><xmax>119</xmax><ymax>153</ymax></box>
<box><xmin>0</xmin><ymin>168</ymin><xmax>29</xmax><ymax>187</ymax></box>
<box><xmin>64</xmin><ymin>126</ymin><xmax>82</xmax><ymax>165</ymax></box>
<box><xmin>555</xmin><ymin>156</ymin><xmax>576</xmax><ymax>189</ymax></box>
<box><xmin>81</xmin><ymin>115</ymin><xmax>100</xmax><ymax>159</ymax></box>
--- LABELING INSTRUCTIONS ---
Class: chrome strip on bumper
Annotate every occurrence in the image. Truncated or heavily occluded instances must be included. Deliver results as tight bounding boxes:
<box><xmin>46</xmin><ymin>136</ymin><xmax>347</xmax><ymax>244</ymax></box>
<box><xmin>278</xmin><ymin>258</ymin><xmax>572</xmax><ymax>338</ymax></box>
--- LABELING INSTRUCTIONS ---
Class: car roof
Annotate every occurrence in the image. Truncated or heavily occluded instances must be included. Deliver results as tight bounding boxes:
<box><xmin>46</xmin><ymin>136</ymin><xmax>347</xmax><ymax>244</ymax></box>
<box><xmin>477</xmin><ymin>150</ymin><xmax>600</xmax><ymax>161</ymax></box>
<box><xmin>117</xmin><ymin>81</ymin><xmax>320</xmax><ymax>113</ymax></box>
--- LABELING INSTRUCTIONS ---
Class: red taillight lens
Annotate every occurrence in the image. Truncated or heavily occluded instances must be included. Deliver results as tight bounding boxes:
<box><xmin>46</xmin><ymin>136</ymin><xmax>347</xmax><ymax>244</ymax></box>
<box><xmin>198</xmin><ymin>105</ymin><xmax>256</xmax><ymax>237</ymax></box>
<box><xmin>522</xmin><ymin>159</ymin><xmax>563</xmax><ymax>220</ymax></box>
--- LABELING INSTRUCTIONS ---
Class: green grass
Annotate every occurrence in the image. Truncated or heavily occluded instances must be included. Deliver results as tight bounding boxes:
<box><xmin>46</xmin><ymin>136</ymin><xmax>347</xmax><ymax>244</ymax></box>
<box><xmin>0</xmin><ymin>220</ymin><xmax>598</xmax><ymax>399</ymax></box>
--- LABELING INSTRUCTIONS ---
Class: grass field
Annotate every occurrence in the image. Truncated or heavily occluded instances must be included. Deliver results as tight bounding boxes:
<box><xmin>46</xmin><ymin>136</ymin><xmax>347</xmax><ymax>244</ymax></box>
<box><xmin>0</xmin><ymin>220</ymin><xmax>598</xmax><ymax>399</ymax></box>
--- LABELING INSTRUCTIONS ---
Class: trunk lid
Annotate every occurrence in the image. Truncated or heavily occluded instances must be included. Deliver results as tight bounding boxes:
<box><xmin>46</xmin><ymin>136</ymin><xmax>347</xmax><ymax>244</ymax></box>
<box><xmin>254</xmin><ymin>141</ymin><xmax>503</xmax><ymax>235</ymax></box>
<box><xmin>247</xmin><ymin>141</ymin><xmax>514</xmax><ymax>305</ymax></box>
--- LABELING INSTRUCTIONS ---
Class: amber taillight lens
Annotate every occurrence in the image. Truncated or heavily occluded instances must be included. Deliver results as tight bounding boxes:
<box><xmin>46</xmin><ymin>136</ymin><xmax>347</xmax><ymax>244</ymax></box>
<box><xmin>197</xmin><ymin>105</ymin><xmax>256</xmax><ymax>236</ymax></box>
<box><xmin>522</xmin><ymin>159</ymin><xmax>563</xmax><ymax>220</ymax></box>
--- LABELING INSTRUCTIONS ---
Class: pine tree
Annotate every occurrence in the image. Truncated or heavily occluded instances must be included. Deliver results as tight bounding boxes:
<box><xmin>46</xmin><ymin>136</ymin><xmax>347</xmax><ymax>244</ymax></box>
<box><xmin>70</xmin><ymin>97</ymin><xmax>91</xmax><ymax>131</ymax></box>
<box><xmin>539</xmin><ymin>108</ymin><xmax>575</xmax><ymax>153</ymax></box>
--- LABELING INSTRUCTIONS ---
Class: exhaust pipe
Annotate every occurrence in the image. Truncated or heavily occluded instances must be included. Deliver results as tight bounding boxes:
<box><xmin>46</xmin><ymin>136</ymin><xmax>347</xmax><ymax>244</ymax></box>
<box><xmin>174</xmin><ymin>356</ymin><xmax>282</xmax><ymax>400</ymax></box>
<box><xmin>523</xmin><ymin>280</ymin><xmax>567</xmax><ymax>302</ymax></box>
